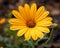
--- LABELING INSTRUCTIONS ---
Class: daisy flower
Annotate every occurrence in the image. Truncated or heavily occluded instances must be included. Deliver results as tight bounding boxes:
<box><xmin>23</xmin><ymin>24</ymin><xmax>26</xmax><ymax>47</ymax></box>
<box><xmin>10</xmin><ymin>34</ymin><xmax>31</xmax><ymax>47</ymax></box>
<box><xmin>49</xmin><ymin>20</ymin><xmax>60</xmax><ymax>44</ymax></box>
<box><xmin>9</xmin><ymin>3</ymin><xmax>53</xmax><ymax>40</ymax></box>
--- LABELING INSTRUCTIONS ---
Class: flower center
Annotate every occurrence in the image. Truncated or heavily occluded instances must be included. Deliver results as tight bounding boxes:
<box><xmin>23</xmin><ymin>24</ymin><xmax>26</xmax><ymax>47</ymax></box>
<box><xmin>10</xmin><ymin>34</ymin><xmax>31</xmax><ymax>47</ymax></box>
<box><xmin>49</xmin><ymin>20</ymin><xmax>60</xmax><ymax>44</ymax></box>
<box><xmin>26</xmin><ymin>20</ymin><xmax>36</xmax><ymax>28</ymax></box>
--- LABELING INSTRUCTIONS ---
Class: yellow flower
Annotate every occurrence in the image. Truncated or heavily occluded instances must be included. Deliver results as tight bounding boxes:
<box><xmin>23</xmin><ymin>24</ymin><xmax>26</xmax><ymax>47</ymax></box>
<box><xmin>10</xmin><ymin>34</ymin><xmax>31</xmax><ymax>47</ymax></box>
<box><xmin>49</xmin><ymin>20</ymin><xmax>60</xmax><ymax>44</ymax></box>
<box><xmin>9</xmin><ymin>3</ymin><xmax>53</xmax><ymax>40</ymax></box>
<box><xmin>0</xmin><ymin>18</ymin><xmax>6</xmax><ymax>24</ymax></box>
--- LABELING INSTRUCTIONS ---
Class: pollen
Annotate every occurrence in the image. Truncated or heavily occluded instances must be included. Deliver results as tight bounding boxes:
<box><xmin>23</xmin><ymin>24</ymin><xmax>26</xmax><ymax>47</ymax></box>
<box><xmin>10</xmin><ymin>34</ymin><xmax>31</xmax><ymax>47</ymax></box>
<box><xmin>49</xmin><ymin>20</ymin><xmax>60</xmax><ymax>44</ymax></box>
<box><xmin>26</xmin><ymin>20</ymin><xmax>36</xmax><ymax>28</ymax></box>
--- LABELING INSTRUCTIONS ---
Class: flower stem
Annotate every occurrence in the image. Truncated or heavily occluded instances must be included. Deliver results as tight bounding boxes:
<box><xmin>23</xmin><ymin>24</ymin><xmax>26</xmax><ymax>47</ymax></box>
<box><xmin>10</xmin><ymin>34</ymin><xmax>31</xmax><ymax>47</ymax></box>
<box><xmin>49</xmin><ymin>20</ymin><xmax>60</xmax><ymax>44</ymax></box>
<box><xmin>45</xmin><ymin>26</ymin><xmax>55</xmax><ymax>44</ymax></box>
<box><xmin>31</xmin><ymin>39</ymin><xmax>35</xmax><ymax>48</ymax></box>
<box><xmin>28</xmin><ymin>39</ymin><xmax>35</xmax><ymax>48</ymax></box>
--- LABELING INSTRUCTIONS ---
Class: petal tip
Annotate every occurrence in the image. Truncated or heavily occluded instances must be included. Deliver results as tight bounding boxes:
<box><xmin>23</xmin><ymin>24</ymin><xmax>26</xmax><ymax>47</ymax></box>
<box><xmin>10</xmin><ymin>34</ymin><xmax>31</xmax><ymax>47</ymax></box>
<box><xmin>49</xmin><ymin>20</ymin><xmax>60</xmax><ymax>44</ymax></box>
<box><xmin>31</xmin><ymin>3</ymin><xmax>36</xmax><ymax>6</ymax></box>
<box><xmin>17</xmin><ymin>32</ymin><xmax>20</xmax><ymax>37</ymax></box>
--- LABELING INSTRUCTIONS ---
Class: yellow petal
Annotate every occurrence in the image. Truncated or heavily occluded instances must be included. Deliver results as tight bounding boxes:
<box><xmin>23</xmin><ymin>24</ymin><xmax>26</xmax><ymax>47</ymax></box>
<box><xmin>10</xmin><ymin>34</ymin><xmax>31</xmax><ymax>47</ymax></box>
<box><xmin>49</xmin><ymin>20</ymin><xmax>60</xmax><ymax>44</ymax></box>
<box><xmin>17</xmin><ymin>28</ymin><xmax>28</xmax><ymax>37</ymax></box>
<box><xmin>18</xmin><ymin>6</ymin><xmax>27</xmax><ymax>20</ymax></box>
<box><xmin>24</xmin><ymin>4</ymin><xmax>31</xmax><ymax>20</ymax></box>
<box><xmin>36</xmin><ymin>21</ymin><xmax>52</xmax><ymax>26</ymax></box>
<box><xmin>37</xmin><ymin>17</ymin><xmax>53</xmax><ymax>22</ymax></box>
<box><xmin>31</xmin><ymin>32</ymin><xmax>38</xmax><ymax>40</ymax></box>
<box><xmin>35</xmin><ymin>6</ymin><xmax>45</xmax><ymax>20</ymax></box>
<box><xmin>12</xmin><ymin>10</ymin><xmax>24</xmax><ymax>21</ymax></box>
<box><xmin>36</xmin><ymin>11</ymin><xmax>49</xmax><ymax>22</ymax></box>
<box><xmin>30</xmin><ymin>28</ymin><xmax>38</xmax><ymax>40</ymax></box>
<box><xmin>30</xmin><ymin>3</ymin><xmax>37</xmax><ymax>20</ymax></box>
<box><xmin>9</xmin><ymin>18</ymin><xmax>26</xmax><ymax>26</ymax></box>
<box><xmin>35</xmin><ymin>31</ymin><xmax>44</xmax><ymax>39</ymax></box>
<box><xmin>36</xmin><ymin>27</ymin><xmax>50</xmax><ymax>33</ymax></box>
<box><xmin>34</xmin><ymin>28</ymin><xmax>44</xmax><ymax>39</ymax></box>
<box><xmin>44</xmin><ymin>17</ymin><xmax>53</xmax><ymax>21</ymax></box>
<box><xmin>25</xmin><ymin>30</ymin><xmax>31</xmax><ymax>40</ymax></box>
<box><xmin>10</xmin><ymin>26</ymin><xmax>27</xmax><ymax>30</ymax></box>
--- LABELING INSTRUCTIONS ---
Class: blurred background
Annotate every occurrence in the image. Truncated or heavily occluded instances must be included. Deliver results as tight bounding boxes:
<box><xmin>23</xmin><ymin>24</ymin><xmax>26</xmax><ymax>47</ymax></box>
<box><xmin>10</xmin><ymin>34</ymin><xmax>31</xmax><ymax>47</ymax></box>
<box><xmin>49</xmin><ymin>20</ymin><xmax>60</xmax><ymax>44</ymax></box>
<box><xmin>0</xmin><ymin>0</ymin><xmax>60</xmax><ymax>48</ymax></box>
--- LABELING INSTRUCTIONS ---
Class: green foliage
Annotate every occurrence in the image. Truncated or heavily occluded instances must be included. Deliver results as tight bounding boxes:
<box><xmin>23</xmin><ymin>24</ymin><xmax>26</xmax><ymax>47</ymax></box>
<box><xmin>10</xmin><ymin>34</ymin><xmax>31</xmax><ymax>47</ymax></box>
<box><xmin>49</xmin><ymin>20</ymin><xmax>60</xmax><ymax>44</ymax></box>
<box><xmin>0</xmin><ymin>23</ymin><xmax>51</xmax><ymax>48</ymax></box>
